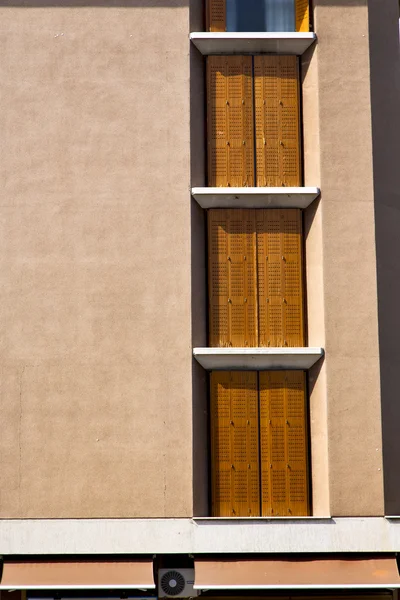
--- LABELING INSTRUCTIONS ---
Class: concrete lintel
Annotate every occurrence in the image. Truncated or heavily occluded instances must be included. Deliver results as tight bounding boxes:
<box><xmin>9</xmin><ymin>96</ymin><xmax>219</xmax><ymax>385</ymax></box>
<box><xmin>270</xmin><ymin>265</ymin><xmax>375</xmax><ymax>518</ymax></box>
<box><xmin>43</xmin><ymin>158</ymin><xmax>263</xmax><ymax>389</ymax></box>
<box><xmin>1</xmin><ymin>517</ymin><xmax>400</xmax><ymax>554</ymax></box>
<box><xmin>191</xmin><ymin>187</ymin><xmax>321</xmax><ymax>209</ymax></box>
<box><xmin>190</xmin><ymin>32</ymin><xmax>317</xmax><ymax>56</ymax></box>
<box><xmin>193</xmin><ymin>347</ymin><xmax>324</xmax><ymax>370</ymax></box>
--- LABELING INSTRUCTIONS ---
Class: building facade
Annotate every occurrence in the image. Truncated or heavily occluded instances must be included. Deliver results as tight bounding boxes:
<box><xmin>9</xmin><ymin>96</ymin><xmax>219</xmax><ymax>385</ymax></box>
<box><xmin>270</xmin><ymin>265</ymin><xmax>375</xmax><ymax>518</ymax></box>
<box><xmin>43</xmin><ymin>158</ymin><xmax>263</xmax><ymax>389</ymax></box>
<box><xmin>1</xmin><ymin>0</ymin><xmax>400</xmax><ymax>597</ymax></box>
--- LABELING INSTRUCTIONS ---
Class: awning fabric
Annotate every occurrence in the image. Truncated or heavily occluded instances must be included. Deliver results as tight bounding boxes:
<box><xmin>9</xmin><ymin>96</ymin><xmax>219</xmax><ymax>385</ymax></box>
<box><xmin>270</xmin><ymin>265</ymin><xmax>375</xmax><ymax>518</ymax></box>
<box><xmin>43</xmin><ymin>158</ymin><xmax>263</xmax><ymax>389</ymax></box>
<box><xmin>194</xmin><ymin>557</ymin><xmax>400</xmax><ymax>589</ymax></box>
<box><xmin>0</xmin><ymin>560</ymin><xmax>155</xmax><ymax>590</ymax></box>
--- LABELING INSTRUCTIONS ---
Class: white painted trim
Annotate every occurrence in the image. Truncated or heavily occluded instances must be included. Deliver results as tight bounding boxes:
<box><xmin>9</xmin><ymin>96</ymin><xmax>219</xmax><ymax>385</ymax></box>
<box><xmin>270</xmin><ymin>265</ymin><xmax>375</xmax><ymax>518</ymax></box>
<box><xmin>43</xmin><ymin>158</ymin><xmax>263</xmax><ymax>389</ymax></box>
<box><xmin>0</xmin><ymin>587</ymin><xmax>155</xmax><ymax>591</ymax></box>
<box><xmin>190</xmin><ymin>32</ymin><xmax>317</xmax><ymax>56</ymax></box>
<box><xmin>193</xmin><ymin>347</ymin><xmax>324</xmax><ymax>370</ymax></box>
<box><xmin>193</xmin><ymin>516</ymin><xmax>332</xmax><ymax>521</ymax></box>
<box><xmin>191</xmin><ymin>187</ymin><xmax>321</xmax><ymax>209</ymax></box>
<box><xmin>1</xmin><ymin>517</ymin><xmax>400</xmax><ymax>555</ymax></box>
<box><xmin>194</xmin><ymin>586</ymin><xmax>400</xmax><ymax>590</ymax></box>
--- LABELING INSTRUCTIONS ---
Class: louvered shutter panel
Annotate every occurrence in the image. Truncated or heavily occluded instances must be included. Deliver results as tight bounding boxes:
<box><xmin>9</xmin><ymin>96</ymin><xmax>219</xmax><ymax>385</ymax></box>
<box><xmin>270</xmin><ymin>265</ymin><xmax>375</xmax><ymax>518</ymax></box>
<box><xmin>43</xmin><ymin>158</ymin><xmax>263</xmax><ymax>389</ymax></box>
<box><xmin>207</xmin><ymin>56</ymin><xmax>254</xmax><ymax>187</ymax></box>
<box><xmin>259</xmin><ymin>371</ymin><xmax>309</xmax><ymax>516</ymax></box>
<box><xmin>208</xmin><ymin>209</ymin><xmax>258</xmax><ymax>347</ymax></box>
<box><xmin>296</xmin><ymin>0</ymin><xmax>310</xmax><ymax>32</ymax></box>
<box><xmin>280</xmin><ymin>56</ymin><xmax>301</xmax><ymax>185</ymax></box>
<box><xmin>254</xmin><ymin>56</ymin><xmax>279</xmax><ymax>187</ymax></box>
<box><xmin>257</xmin><ymin>209</ymin><xmax>304</xmax><ymax>347</ymax></box>
<box><xmin>207</xmin><ymin>0</ymin><xmax>226</xmax><ymax>32</ymax></box>
<box><xmin>281</xmin><ymin>209</ymin><xmax>305</xmax><ymax>346</ymax></box>
<box><xmin>254</xmin><ymin>56</ymin><xmax>301</xmax><ymax>187</ymax></box>
<box><xmin>210</xmin><ymin>371</ymin><xmax>260</xmax><ymax>517</ymax></box>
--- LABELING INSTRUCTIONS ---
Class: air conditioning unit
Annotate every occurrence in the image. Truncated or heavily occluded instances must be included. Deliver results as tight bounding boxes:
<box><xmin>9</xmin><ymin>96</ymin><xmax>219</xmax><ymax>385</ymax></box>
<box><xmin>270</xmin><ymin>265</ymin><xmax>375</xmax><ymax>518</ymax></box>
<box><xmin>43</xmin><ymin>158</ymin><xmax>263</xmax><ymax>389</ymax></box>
<box><xmin>158</xmin><ymin>568</ymin><xmax>198</xmax><ymax>598</ymax></box>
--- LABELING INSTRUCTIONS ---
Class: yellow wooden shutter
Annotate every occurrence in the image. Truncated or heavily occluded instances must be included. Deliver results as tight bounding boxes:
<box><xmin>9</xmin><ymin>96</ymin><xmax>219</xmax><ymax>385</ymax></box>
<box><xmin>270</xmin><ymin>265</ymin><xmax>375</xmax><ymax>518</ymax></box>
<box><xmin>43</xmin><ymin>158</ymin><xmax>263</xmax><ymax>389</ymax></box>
<box><xmin>256</xmin><ymin>209</ymin><xmax>304</xmax><ymax>347</ymax></box>
<box><xmin>207</xmin><ymin>0</ymin><xmax>226</xmax><ymax>32</ymax></box>
<box><xmin>296</xmin><ymin>0</ymin><xmax>310</xmax><ymax>32</ymax></box>
<box><xmin>210</xmin><ymin>371</ymin><xmax>260</xmax><ymax>517</ymax></box>
<box><xmin>259</xmin><ymin>371</ymin><xmax>309</xmax><ymax>516</ymax></box>
<box><xmin>207</xmin><ymin>56</ymin><xmax>254</xmax><ymax>187</ymax></box>
<box><xmin>254</xmin><ymin>56</ymin><xmax>301</xmax><ymax>187</ymax></box>
<box><xmin>208</xmin><ymin>209</ymin><xmax>258</xmax><ymax>347</ymax></box>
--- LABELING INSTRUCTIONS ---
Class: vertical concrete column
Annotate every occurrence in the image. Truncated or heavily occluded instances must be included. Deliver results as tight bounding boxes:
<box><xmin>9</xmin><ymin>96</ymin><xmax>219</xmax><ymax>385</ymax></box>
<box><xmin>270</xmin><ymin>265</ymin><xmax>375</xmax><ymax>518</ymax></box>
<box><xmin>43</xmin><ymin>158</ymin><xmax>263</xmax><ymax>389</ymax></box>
<box><xmin>306</xmin><ymin>0</ymin><xmax>384</xmax><ymax>516</ymax></box>
<box><xmin>302</xmin><ymin>41</ymin><xmax>330</xmax><ymax>516</ymax></box>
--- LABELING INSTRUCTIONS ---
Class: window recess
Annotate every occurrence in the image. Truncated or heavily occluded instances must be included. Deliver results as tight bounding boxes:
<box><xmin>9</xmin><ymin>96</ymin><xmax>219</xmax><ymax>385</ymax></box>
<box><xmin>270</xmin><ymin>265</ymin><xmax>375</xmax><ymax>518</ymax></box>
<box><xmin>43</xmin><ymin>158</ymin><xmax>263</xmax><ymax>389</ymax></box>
<box><xmin>208</xmin><ymin>208</ymin><xmax>305</xmax><ymax>348</ymax></box>
<box><xmin>210</xmin><ymin>369</ymin><xmax>310</xmax><ymax>517</ymax></box>
<box><xmin>206</xmin><ymin>0</ymin><xmax>310</xmax><ymax>33</ymax></box>
<box><xmin>207</xmin><ymin>55</ymin><xmax>301</xmax><ymax>188</ymax></box>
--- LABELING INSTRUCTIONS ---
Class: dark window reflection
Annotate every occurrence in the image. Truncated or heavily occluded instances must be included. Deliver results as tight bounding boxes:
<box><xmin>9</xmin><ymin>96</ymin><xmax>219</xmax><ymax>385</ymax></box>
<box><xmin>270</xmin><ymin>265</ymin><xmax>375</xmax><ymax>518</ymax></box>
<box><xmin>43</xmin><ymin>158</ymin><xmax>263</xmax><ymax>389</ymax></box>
<box><xmin>226</xmin><ymin>0</ymin><xmax>295</xmax><ymax>32</ymax></box>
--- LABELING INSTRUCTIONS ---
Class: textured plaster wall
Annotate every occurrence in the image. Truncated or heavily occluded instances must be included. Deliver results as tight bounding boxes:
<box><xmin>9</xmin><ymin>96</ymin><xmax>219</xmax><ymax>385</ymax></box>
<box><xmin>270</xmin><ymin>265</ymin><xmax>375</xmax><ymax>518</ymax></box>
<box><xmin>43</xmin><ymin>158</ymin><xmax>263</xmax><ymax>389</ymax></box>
<box><xmin>312</xmin><ymin>0</ymin><xmax>384</xmax><ymax>516</ymax></box>
<box><xmin>0</xmin><ymin>2</ymin><xmax>193</xmax><ymax>517</ymax></box>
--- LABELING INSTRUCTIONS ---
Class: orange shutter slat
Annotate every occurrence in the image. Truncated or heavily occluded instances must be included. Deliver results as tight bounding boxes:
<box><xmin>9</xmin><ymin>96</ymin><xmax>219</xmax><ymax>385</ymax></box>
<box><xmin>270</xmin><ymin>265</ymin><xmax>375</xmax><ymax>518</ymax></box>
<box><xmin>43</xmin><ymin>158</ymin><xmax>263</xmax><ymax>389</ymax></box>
<box><xmin>286</xmin><ymin>371</ymin><xmax>309</xmax><ymax>516</ymax></box>
<box><xmin>280</xmin><ymin>56</ymin><xmax>302</xmax><ymax>186</ymax></box>
<box><xmin>211</xmin><ymin>371</ymin><xmax>260</xmax><ymax>517</ymax></box>
<box><xmin>208</xmin><ymin>209</ymin><xmax>258</xmax><ymax>347</ymax></box>
<box><xmin>207</xmin><ymin>0</ymin><xmax>226</xmax><ymax>32</ymax></box>
<box><xmin>296</xmin><ymin>0</ymin><xmax>310</xmax><ymax>32</ymax></box>
<box><xmin>281</xmin><ymin>209</ymin><xmax>305</xmax><ymax>346</ymax></box>
<box><xmin>257</xmin><ymin>209</ymin><xmax>304</xmax><ymax>347</ymax></box>
<box><xmin>259</xmin><ymin>371</ymin><xmax>309</xmax><ymax>516</ymax></box>
<box><xmin>208</xmin><ymin>210</ymin><xmax>230</xmax><ymax>347</ymax></box>
<box><xmin>207</xmin><ymin>56</ymin><xmax>254</xmax><ymax>187</ymax></box>
<box><xmin>254</xmin><ymin>56</ymin><xmax>301</xmax><ymax>187</ymax></box>
<box><xmin>254</xmin><ymin>56</ymin><xmax>280</xmax><ymax>187</ymax></box>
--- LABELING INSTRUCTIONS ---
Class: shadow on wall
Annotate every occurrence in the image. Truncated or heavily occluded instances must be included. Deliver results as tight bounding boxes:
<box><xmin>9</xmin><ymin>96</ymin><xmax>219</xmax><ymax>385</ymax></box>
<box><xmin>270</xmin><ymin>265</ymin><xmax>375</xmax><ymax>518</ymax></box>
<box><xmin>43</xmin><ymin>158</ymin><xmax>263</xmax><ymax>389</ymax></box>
<box><xmin>0</xmin><ymin>0</ymin><xmax>188</xmax><ymax>6</ymax></box>
<box><xmin>368</xmin><ymin>0</ymin><xmax>400</xmax><ymax>516</ymax></box>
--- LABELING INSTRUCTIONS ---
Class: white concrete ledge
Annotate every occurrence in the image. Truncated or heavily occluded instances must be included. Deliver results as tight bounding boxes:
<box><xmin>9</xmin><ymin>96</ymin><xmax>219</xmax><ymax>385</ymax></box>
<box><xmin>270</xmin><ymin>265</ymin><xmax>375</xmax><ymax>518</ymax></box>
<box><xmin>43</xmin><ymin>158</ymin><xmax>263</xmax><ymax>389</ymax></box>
<box><xmin>192</xmin><ymin>187</ymin><xmax>320</xmax><ymax>209</ymax></box>
<box><xmin>1</xmin><ymin>518</ymin><xmax>400</xmax><ymax>554</ymax></box>
<box><xmin>193</xmin><ymin>347</ymin><xmax>324</xmax><ymax>370</ymax></box>
<box><xmin>190</xmin><ymin>32</ymin><xmax>317</xmax><ymax>56</ymax></box>
<box><xmin>193</xmin><ymin>516</ymin><xmax>332</xmax><ymax>521</ymax></box>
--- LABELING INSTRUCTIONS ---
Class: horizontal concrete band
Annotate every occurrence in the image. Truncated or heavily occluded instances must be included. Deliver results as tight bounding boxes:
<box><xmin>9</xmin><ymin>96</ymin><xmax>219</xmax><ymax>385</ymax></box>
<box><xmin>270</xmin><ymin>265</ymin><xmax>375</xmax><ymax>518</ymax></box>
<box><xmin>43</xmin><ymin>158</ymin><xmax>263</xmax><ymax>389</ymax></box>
<box><xmin>193</xmin><ymin>585</ymin><xmax>400</xmax><ymax>590</ymax></box>
<box><xmin>191</xmin><ymin>187</ymin><xmax>321</xmax><ymax>209</ymax></box>
<box><xmin>190</xmin><ymin>32</ymin><xmax>317</xmax><ymax>55</ymax></box>
<box><xmin>193</xmin><ymin>347</ymin><xmax>324</xmax><ymax>370</ymax></box>
<box><xmin>1</xmin><ymin>518</ymin><xmax>400</xmax><ymax>555</ymax></box>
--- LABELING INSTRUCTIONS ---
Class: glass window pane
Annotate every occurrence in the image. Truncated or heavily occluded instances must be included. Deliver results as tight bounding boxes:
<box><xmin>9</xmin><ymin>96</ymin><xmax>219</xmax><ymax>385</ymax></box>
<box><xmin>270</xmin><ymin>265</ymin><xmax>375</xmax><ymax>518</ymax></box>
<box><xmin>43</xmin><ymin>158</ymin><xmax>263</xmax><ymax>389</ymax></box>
<box><xmin>226</xmin><ymin>0</ymin><xmax>295</xmax><ymax>32</ymax></box>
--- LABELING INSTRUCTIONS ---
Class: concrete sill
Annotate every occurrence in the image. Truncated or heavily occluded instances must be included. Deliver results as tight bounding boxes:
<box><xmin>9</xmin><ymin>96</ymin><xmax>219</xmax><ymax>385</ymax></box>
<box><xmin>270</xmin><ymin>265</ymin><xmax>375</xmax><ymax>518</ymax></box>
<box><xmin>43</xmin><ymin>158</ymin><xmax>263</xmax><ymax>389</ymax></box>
<box><xmin>191</xmin><ymin>187</ymin><xmax>320</xmax><ymax>209</ymax></box>
<box><xmin>190</xmin><ymin>32</ymin><xmax>317</xmax><ymax>56</ymax></box>
<box><xmin>193</xmin><ymin>347</ymin><xmax>324</xmax><ymax>370</ymax></box>
<box><xmin>192</xmin><ymin>516</ymin><xmax>332</xmax><ymax>522</ymax></box>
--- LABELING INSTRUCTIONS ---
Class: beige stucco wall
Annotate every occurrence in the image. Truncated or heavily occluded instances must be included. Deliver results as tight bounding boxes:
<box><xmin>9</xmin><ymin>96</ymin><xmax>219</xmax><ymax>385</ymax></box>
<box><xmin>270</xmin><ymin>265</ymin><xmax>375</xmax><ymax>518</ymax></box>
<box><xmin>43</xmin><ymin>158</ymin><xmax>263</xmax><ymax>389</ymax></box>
<box><xmin>305</xmin><ymin>0</ymin><xmax>384</xmax><ymax>516</ymax></box>
<box><xmin>0</xmin><ymin>2</ymin><xmax>193</xmax><ymax>518</ymax></box>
